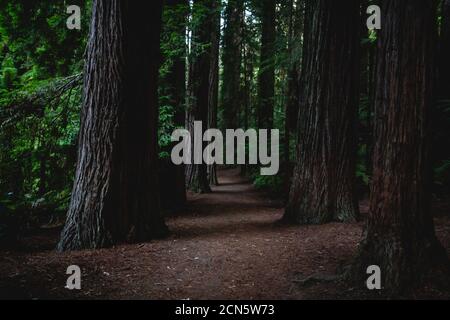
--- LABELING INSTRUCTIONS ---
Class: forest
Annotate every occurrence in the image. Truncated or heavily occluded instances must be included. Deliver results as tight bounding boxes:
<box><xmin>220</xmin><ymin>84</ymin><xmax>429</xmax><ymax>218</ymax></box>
<box><xmin>0</xmin><ymin>0</ymin><xmax>449</xmax><ymax>300</ymax></box>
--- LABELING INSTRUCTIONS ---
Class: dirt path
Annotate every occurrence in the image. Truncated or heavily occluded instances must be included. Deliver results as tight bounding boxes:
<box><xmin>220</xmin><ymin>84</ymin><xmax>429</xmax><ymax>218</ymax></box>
<box><xmin>1</xmin><ymin>168</ymin><xmax>449</xmax><ymax>299</ymax></box>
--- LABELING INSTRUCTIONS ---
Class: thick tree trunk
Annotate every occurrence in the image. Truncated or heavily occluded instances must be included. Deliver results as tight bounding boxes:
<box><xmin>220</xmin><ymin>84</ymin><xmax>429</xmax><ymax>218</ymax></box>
<box><xmin>258</xmin><ymin>0</ymin><xmax>276</xmax><ymax>130</ymax></box>
<box><xmin>284</xmin><ymin>0</ymin><xmax>360</xmax><ymax>224</ymax></box>
<box><xmin>352</xmin><ymin>0</ymin><xmax>447</xmax><ymax>294</ymax></box>
<box><xmin>221</xmin><ymin>0</ymin><xmax>244</xmax><ymax>130</ymax></box>
<box><xmin>208</xmin><ymin>0</ymin><xmax>220</xmax><ymax>186</ymax></box>
<box><xmin>186</xmin><ymin>0</ymin><xmax>214</xmax><ymax>193</ymax></box>
<box><xmin>58</xmin><ymin>0</ymin><xmax>167</xmax><ymax>251</ymax></box>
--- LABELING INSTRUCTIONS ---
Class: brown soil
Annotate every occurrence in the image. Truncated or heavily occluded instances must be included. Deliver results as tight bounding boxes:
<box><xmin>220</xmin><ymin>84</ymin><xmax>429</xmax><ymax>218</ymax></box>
<box><xmin>0</xmin><ymin>168</ymin><xmax>449</xmax><ymax>300</ymax></box>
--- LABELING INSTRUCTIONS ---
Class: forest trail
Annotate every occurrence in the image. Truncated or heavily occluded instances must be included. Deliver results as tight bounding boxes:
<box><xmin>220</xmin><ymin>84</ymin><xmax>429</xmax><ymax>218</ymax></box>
<box><xmin>0</xmin><ymin>168</ymin><xmax>361</xmax><ymax>299</ymax></box>
<box><xmin>1</xmin><ymin>168</ymin><xmax>449</xmax><ymax>300</ymax></box>
<box><xmin>112</xmin><ymin>168</ymin><xmax>363</xmax><ymax>299</ymax></box>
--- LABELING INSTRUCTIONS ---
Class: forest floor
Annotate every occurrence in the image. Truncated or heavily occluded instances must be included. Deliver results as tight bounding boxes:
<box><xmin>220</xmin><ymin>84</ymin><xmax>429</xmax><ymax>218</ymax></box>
<box><xmin>0</xmin><ymin>168</ymin><xmax>449</xmax><ymax>300</ymax></box>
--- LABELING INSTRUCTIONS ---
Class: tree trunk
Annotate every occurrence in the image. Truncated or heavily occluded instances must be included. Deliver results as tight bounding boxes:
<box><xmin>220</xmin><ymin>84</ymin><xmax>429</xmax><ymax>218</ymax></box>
<box><xmin>186</xmin><ymin>0</ymin><xmax>214</xmax><ymax>193</ymax></box>
<box><xmin>352</xmin><ymin>0</ymin><xmax>447</xmax><ymax>294</ymax></box>
<box><xmin>360</xmin><ymin>0</ymin><xmax>377</xmax><ymax>184</ymax></box>
<box><xmin>285</xmin><ymin>0</ymin><xmax>296</xmax><ymax>147</ymax></box>
<box><xmin>58</xmin><ymin>0</ymin><xmax>167</xmax><ymax>251</ymax></box>
<box><xmin>221</xmin><ymin>0</ymin><xmax>244</xmax><ymax>130</ymax></box>
<box><xmin>284</xmin><ymin>0</ymin><xmax>360</xmax><ymax>224</ymax></box>
<box><xmin>258</xmin><ymin>0</ymin><xmax>276</xmax><ymax>130</ymax></box>
<box><xmin>240</xmin><ymin>8</ymin><xmax>255</xmax><ymax>177</ymax></box>
<box><xmin>284</xmin><ymin>0</ymin><xmax>303</xmax><ymax>194</ymax></box>
<box><xmin>208</xmin><ymin>0</ymin><xmax>220</xmax><ymax>186</ymax></box>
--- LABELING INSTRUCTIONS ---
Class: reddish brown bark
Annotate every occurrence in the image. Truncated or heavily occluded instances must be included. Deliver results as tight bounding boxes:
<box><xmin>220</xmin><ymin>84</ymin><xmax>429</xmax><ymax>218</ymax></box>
<box><xmin>221</xmin><ymin>0</ymin><xmax>244</xmax><ymax>130</ymax></box>
<box><xmin>208</xmin><ymin>0</ymin><xmax>221</xmax><ymax>186</ymax></box>
<box><xmin>352</xmin><ymin>0</ymin><xmax>447</xmax><ymax>293</ymax></box>
<box><xmin>258</xmin><ymin>0</ymin><xmax>276</xmax><ymax>130</ymax></box>
<box><xmin>58</xmin><ymin>0</ymin><xmax>167</xmax><ymax>251</ymax></box>
<box><xmin>185</xmin><ymin>0</ymin><xmax>215</xmax><ymax>193</ymax></box>
<box><xmin>284</xmin><ymin>0</ymin><xmax>360</xmax><ymax>224</ymax></box>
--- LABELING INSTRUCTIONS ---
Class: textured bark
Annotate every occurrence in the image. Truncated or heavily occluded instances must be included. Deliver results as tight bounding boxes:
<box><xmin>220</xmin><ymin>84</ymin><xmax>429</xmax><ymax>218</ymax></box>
<box><xmin>208</xmin><ymin>0</ymin><xmax>221</xmax><ymax>186</ymax></box>
<box><xmin>221</xmin><ymin>0</ymin><xmax>244</xmax><ymax>130</ymax></box>
<box><xmin>285</xmin><ymin>0</ymin><xmax>304</xmax><ymax>166</ymax></box>
<box><xmin>186</xmin><ymin>0</ymin><xmax>214</xmax><ymax>193</ymax></box>
<box><xmin>240</xmin><ymin>8</ymin><xmax>255</xmax><ymax>177</ymax></box>
<box><xmin>58</xmin><ymin>0</ymin><xmax>167</xmax><ymax>251</ymax></box>
<box><xmin>352</xmin><ymin>0</ymin><xmax>448</xmax><ymax>294</ymax></box>
<box><xmin>284</xmin><ymin>0</ymin><xmax>360</xmax><ymax>224</ymax></box>
<box><xmin>258</xmin><ymin>0</ymin><xmax>276</xmax><ymax>130</ymax></box>
<box><xmin>360</xmin><ymin>0</ymin><xmax>377</xmax><ymax>180</ymax></box>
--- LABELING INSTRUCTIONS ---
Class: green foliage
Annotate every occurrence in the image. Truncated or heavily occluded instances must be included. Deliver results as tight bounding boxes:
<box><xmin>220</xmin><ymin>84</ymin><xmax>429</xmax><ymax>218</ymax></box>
<box><xmin>253</xmin><ymin>174</ymin><xmax>283</xmax><ymax>194</ymax></box>
<box><xmin>0</xmin><ymin>0</ymin><xmax>89</xmax><ymax>228</ymax></box>
<box><xmin>158</xmin><ymin>102</ymin><xmax>176</xmax><ymax>159</ymax></box>
<box><xmin>0</xmin><ymin>0</ymin><xmax>89</xmax><ymax>80</ymax></box>
<box><xmin>0</xmin><ymin>75</ymin><xmax>82</xmax><ymax>220</ymax></box>
<box><xmin>435</xmin><ymin>160</ymin><xmax>450</xmax><ymax>184</ymax></box>
<box><xmin>356</xmin><ymin>146</ymin><xmax>370</xmax><ymax>186</ymax></box>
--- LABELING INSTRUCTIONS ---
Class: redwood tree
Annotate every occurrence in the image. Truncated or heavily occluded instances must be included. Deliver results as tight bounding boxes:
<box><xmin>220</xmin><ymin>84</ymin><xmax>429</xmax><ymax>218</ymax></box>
<box><xmin>352</xmin><ymin>0</ymin><xmax>448</xmax><ymax>293</ymax></box>
<box><xmin>285</xmin><ymin>0</ymin><xmax>303</xmax><ymax>151</ymax></box>
<box><xmin>58</xmin><ymin>0</ymin><xmax>167</xmax><ymax>251</ymax></box>
<box><xmin>208</xmin><ymin>0</ymin><xmax>221</xmax><ymax>186</ymax></box>
<box><xmin>284</xmin><ymin>0</ymin><xmax>360</xmax><ymax>224</ymax></box>
<box><xmin>221</xmin><ymin>0</ymin><xmax>244</xmax><ymax>130</ymax></box>
<box><xmin>186</xmin><ymin>0</ymin><xmax>214</xmax><ymax>193</ymax></box>
<box><xmin>258</xmin><ymin>0</ymin><xmax>276</xmax><ymax>130</ymax></box>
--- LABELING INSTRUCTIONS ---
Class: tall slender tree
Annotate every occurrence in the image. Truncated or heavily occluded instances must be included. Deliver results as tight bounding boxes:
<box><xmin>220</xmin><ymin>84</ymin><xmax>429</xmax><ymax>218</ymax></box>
<box><xmin>284</xmin><ymin>0</ymin><xmax>360</xmax><ymax>224</ymax></box>
<box><xmin>360</xmin><ymin>0</ymin><xmax>377</xmax><ymax>181</ymax></box>
<box><xmin>258</xmin><ymin>0</ymin><xmax>276</xmax><ymax>130</ymax></box>
<box><xmin>208</xmin><ymin>0</ymin><xmax>221</xmax><ymax>186</ymax></box>
<box><xmin>221</xmin><ymin>0</ymin><xmax>244</xmax><ymax>130</ymax></box>
<box><xmin>240</xmin><ymin>3</ymin><xmax>258</xmax><ymax>176</ymax></box>
<box><xmin>352</xmin><ymin>0</ymin><xmax>448</xmax><ymax>293</ymax></box>
<box><xmin>285</xmin><ymin>0</ymin><xmax>302</xmax><ymax>158</ymax></box>
<box><xmin>58</xmin><ymin>0</ymin><xmax>167</xmax><ymax>251</ymax></box>
<box><xmin>186</xmin><ymin>0</ymin><xmax>215</xmax><ymax>193</ymax></box>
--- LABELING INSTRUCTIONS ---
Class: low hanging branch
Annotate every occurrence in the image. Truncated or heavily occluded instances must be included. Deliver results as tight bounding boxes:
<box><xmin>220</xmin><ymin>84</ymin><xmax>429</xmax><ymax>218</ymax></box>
<box><xmin>0</xmin><ymin>73</ymin><xmax>83</xmax><ymax>130</ymax></box>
